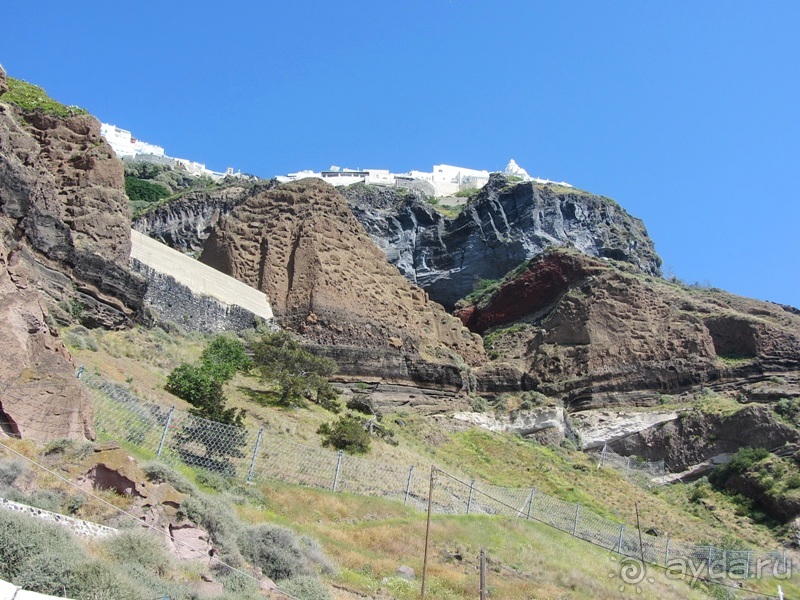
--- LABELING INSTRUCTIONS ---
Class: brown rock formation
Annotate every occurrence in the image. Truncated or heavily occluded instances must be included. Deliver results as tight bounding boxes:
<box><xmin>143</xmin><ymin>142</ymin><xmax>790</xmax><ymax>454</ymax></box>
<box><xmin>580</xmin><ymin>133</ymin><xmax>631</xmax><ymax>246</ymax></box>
<box><xmin>459</xmin><ymin>249</ymin><xmax>800</xmax><ymax>407</ymax></box>
<box><xmin>0</xmin><ymin>76</ymin><xmax>146</xmax><ymax>441</ymax></box>
<box><xmin>0</xmin><ymin>95</ymin><xmax>145</xmax><ymax>328</ymax></box>
<box><xmin>0</xmin><ymin>227</ymin><xmax>94</xmax><ymax>441</ymax></box>
<box><xmin>201</xmin><ymin>179</ymin><xmax>485</xmax><ymax>387</ymax></box>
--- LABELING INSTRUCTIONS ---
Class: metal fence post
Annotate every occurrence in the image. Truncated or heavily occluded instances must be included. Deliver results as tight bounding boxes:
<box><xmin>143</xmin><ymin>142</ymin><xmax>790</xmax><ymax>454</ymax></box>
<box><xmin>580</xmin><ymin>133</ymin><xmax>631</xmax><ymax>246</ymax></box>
<box><xmin>745</xmin><ymin>551</ymin><xmax>750</xmax><ymax>579</ymax></box>
<box><xmin>572</xmin><ymin>503</ymin><xmax>581</xmax><ymax>536</ymax></box>
<box><xmin>156</xmin><ymin>406</ymin><xmax>175</xmax><ymax>458</ymax></box>
<box><xmin>616</xmin><ymin>524</ymin><xmax>625</xmax><ymax>554</ymax></box>
<box><xmin>247</xmin><ymin>428</ymin><xmax>263</xmax><ymax>483</ymax></box>
<box><xmin>707</xmin><ymin>546</ymin><xmax>713</xmax><ymax>570</ymax></box>
<box><xmin>525</xmin><ymin>487</ymin><xmax>535</xmax><ymax>520</ymax></box>
<box><xmin>664</xmin><ymin>535</ymin><xmax>670</xmax><ymax>564</ymax></box>
<box><xmin>332</xmin><ymin>450</ymin><xmax>343</xmax><ymax>491</ymax></box>
<box><xmin>404</xmin><ymin>465</ymin><xmax>414</xmax><ymax>506</ymax></box>
<box><xmin>466</xmin><ymin>479</ymin><xmax>476</xmax><ymax>514</ymax></box>
<box><xmin>625</xmin><ymin>457</ymin><xmax>631</xmax><ymax>479</ymax></box>
<box><xmin>599</xmin><ymin>443</ymin><xmax>607</xmax><ymax>469</ymax></box>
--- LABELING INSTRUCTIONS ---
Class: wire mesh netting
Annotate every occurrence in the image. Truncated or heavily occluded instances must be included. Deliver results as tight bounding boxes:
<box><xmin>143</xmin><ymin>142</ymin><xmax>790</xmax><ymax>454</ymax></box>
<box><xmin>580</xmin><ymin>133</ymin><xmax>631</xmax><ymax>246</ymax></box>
<box><xmin>82</xmin><ymin>372</ymin><xmax>793</xmax><ymax>579</ymax></box>
<box><xmin>594</xmin><ymin>443</ymin><xmax>667</xmax><ymax>488</ymax></box>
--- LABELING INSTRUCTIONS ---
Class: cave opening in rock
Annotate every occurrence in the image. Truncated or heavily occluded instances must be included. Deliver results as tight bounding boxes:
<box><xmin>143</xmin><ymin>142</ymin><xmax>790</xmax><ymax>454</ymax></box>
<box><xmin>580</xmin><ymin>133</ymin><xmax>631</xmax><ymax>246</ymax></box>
<box><xmin>704</xmin><ymin>316</ymin><xmax>758</xmax><ymax>359</ymax></box>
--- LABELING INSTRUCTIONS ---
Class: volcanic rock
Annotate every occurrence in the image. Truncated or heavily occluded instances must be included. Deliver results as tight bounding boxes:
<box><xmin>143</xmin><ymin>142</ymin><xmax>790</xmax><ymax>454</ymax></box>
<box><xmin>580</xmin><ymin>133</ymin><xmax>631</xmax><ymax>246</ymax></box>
<box><xmin>457</xmin><ymin>248</ymin><xmax>800</xmax><ymax>407</ymax></box>
<box><xmin>344</xmin><ymin>173</ymin><xmax>661</xmax><ymax>309</ymax></box>
<box><xmin>200</xmin><ymin>179</ymin><xmax>485</xmax><ymax>387</ymax></box>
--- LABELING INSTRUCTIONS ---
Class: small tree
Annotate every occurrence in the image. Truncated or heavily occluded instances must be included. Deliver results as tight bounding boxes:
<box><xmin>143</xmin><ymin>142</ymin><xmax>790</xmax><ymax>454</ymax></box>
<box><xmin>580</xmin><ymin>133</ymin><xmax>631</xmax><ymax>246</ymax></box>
<box><xmin>201</xmin><ymin>336</ymin><xmax>252</xmax><ymax>383</ymax></box>
<box><xmin>317</xmin><ymin>416</ymin><xmax>371</xmax><ymax>454</ymax></box>
<box><xmin>250</xmin><ymin>331</ymin><xmax>339</xmax><ymax>409</ymax></box>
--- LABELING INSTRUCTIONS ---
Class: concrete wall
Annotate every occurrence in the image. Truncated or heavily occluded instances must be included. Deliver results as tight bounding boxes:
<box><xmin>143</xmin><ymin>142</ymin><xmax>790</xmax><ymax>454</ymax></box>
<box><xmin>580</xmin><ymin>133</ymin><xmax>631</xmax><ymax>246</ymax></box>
<box><xmin>130</xmin><ymin>230</ymin><xmax>274</xmax><ymax>332</ymax></box>
<box><xmin>0</xmin><ymin>577</ymin><xmax>73</xmax><ymax>600</ymax></box>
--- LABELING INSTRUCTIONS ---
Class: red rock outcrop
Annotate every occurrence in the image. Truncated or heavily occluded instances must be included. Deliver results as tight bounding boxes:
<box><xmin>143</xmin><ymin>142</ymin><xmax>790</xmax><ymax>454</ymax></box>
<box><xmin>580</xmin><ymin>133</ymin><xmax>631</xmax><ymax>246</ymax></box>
<box><xmin>201</xmin><ymin>179</ymin><xmax>485</xmax><ymax>387</ymax></box>
<box><xmin>0</xmin><ymin>226</ymin><xmax>94</xmax><ymax>440</ymax></box>
<box><xmin>460</xmin><ymin>249</ymin><xmax>800</xmax><ymax>407</ymax></box>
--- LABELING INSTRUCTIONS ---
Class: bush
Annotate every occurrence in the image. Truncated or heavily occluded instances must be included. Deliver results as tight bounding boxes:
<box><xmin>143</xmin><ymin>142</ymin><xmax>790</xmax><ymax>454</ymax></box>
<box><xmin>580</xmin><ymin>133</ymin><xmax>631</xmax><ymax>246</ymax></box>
<box><xmin>318</xmin><ymin>415</ymin><xmax>371</xmax><ymax>454</ymax></box>
<box><xmin>239</xmin><ymin>524</ymin><xmax>308</xmax><ymax>581</ymax></box>
<box><xmin>710</xmin><ymin>446</ymin><xmax>771</xmax><ymax>486</ymax></box>
<box><xmin>124</xmin><ymin>176</ymin><xmax>170</xmax><ymax>203</ymax></box>
<box><xmin>142</xmin><ymin>461</ymin><xmax>197</xmax><ymax>495</ymax></box>
<box><xmin>180</xmin><ymin>494</ymin><xmax>245</xmax><ymax>565</ymax></box>
<box><xmin>103</xmin><ymin>529</ymin><xmax>172</xmax><ymax>576</ymax></box>
<box><xmin>201</xmin><ymin>335</ymin><xmax>252</xmax><ymax>382</ymax></box>
<box><xmin>63</xmin><ymin>329</ymin><xmax>99</xmax><ymax>351</ymax></box>
<box><xmin>15</xmin><ymin>551</ymin><xmax>81</xmax><ymax>596</ymax></box>
<box><xmin>0</xmin><ymin>458</ymin><xmax>26</xmax><ymax>486</ymax></box>
<box><xmin>470</xmin><ymin>396</ymin><xmax>488</xmax><ymax>413</ymax></box>
<box><xmin>279</xmin><ymin>575</ymin><xmax>333</xmax><ymax>600</ymax></box>
<box><xmin>68</xmin><ymin>561</ymin><xmax>144</xmax><ymax>600</ymax></box>
<box><xmin>0</xmin><ymin>509</ymin><xmax>81</xmax><ymax>580</ymax></box>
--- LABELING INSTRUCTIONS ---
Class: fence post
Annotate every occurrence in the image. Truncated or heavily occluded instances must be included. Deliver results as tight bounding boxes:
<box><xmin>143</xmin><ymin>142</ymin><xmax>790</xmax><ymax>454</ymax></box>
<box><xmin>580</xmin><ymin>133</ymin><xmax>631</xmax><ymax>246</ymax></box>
<box><xmin>404</xmin><ymin>465</ymin><xmax>414</xmax><ymax>506</ymax></box>
<box><xmin>745</xmin><ymin>551</ymin><xmax>750</xmax><ymax>579</ymax></box>
<box><xmin>616</xmin><ymin>524</ymin><xmax>625</xmax><ymax>554</ymax></box>
<box><xmin>664</xmin><ymin>535</ymin><xmax>670</xmax><ymax>565</ymax></box>
<box><xmin>572</xmin><ymin>503</ymin><xmax>580</xmax><ymax>536</ymax></box>
<box><xmin>466</xmin><ymin>479</ymin><xmax>476</xmax><ymax>514</ymax></box>
<box><xmin>156</xmin><ymin>406</ymin><xmax>175</xmax><ymax>458</ymax></box>
<box><xmin>332</xmin><ymin>450</ymin><xmax>343</xmax><ymax>492</ymax></box>
<box><xmin>479</xmin><ymin>548</ymin><xmax>487</xmax><ymax>600</ymax></box>
<box><xmin>76</xmin><ymin>365</ymin><xmax>84</xmax><ymax>380</ymax></box>
<box><xmin>625</xmin><ymin>457</ymin><xmax>631</xmax><ymax>479</ymax></box>
<box><xmin>247</xmin><ymin>428</ymin><xmax>263</xmax><ymax>483</ymax></box>
<box><xmin>526</xmin><ymin>487</ymin><xmax>535</xmax><ymax>520</ymax></box>
<box><xmin>599</xmin><ymin>443</ymin><xmax>607</xmax><ymax>469</ymax></box>
<box><xmin>707</xmin><ymin>546</ymin><xmax>713</xmax><ymax>571</ymax></box>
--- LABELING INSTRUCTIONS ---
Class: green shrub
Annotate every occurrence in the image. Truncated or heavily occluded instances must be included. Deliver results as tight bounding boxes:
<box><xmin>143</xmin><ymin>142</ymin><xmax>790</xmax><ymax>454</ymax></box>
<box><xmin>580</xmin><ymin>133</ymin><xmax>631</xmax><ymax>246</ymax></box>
<box><xmin>124</xmin><ymin>176</ymin><xmax>170</xmax><ymax>203</ymax></box>
<box><xmin>201</xmin><ymin>335</ymin><xmax>252</xmax><ymax>382</ymax></box>
<box><xmin>195</xmin><ymin>468</ymin><xmax>232</xmax><ymax>492</ymax></box>
<box><xmin>218</xmin><ymin>570</ymin><xmax>262</xmax><ymax>598</ymax></box>
<box><xmin>0</xmin><ymin>458</ymin><xmax>26</xmax><ymax>486</ymax></box>
<box><xmin>239</xmin><ymin>524</ymin><xmax>308</xmax><ymax>581</ymax></box>
<box><xmin>709</xmin><ymin>446</ymin><xmax>770</xmax><ymax>486</ymax></box>
<box><xmin>470</xmin><ymin>396</ymin><xmax>488</xmax><ymax>413</ymax></box>
<box><xmin>15</xmin><ymin>551</ymin><xmax>81</xmax><ymax>596</ymax></box>
<box><xmin>142</xmin><ymin>461</ymin><xmax>197</xmax><ymax>495</ymax></box>
<box><xmin>317</xmin><ymin>415</ymin><xmax>371</xmax><ymax>454</ymax></box>
<box><xmin>103</xmin><ymin>529</ymin><xmax>172</xmax><ymax>576</ymax></box>
<box><xmin>4</xmin><ymin>77</ymin><xmax>88</xmax><ymax>117</ymax></box>
<box><xmin>279</xmin><ymin>575</ymin><xmax>333</xmax><ymax>600</ymax></box>
<box><xmin>0</xmin><ymin>510</ymin><xmax>81</xmax><ymax>580</ymax></box>
<box><xmin>180</xmin><ymin>494</ymin><xmax>245</xmax><ymax>565</ymax></box>
<box><xmin>68</xmin><ymin>561</ymin><xmax>144</xmax><ymax>600</ymax></box>
<box><xmin>63</xmin><ymin>329</ymin><xmax>99</xmax><ymax>351</ymax></box>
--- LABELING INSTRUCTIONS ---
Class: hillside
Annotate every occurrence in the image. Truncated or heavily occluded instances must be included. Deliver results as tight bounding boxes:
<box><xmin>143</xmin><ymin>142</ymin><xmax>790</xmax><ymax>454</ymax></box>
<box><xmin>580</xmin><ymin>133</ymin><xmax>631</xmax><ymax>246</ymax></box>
<box><xmin>1</xmin><ymin>65</ymin><xmax>800</xmax><ymax>599</ymax></box>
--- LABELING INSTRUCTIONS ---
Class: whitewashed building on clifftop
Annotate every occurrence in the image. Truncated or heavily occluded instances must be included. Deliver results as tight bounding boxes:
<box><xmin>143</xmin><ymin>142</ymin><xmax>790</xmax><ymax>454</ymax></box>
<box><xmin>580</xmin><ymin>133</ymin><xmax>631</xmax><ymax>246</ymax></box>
<box><xmin>277</xmin><ymin>159</ymin><xmax>572</xmax><ymax>197</ymax></box>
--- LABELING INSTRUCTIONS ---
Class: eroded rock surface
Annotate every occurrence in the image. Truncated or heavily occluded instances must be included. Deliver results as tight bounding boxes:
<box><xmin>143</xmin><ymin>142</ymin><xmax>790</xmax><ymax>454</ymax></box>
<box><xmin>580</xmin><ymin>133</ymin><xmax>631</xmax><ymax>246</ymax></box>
<box><xmin>345</xmin><ymin>173</ymin><xmax>661</xmax><ymax>309</ymax></box>
<box><xmin>457</xmin><ymin>249</ymin><xmax>800</xmax><ymax>408</ymax></box>
<box><xmin>200</xmin><ymin>179</ymin><xmax>485</xmax><ymax>387</ymax></box>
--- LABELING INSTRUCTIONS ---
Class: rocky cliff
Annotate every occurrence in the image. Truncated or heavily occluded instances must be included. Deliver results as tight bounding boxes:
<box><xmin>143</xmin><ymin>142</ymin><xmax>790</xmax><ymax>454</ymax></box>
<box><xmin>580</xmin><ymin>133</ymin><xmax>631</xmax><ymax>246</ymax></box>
<box><xmin>455</xmin><ymin>248</ymin><xmax>800</xmax><ymax>408</ymax></box>
<box><xmin>344</xmin><ymin>174</ymin><xmax>662</xmax><ymax>309</ymax></box>
<box><xmin>0</xmin><ymin>70</ymin><xmax>145</xmax><ymax>328</ymax></box>
<box><xmin>132</xmin><ymin>182</ymin><xmax>276</xmax><ymax>253</ymax></box>
<box><xmin>200</xmin><ymin>179</ymin><xmax>485</xmax><ymax>388</ymax></box>
<box><xmin>0</xmin><ymin>67</ymin><xmax>145</xmax><ymax>441</ymax></box>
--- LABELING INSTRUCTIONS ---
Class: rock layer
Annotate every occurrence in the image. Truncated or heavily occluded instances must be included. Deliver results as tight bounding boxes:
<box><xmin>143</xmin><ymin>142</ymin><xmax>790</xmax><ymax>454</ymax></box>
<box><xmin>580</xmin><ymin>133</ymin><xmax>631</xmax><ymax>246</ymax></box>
<box><xmin>457</xmin><ymin>249</ymin><xmax>800</xmax><ymax>408</ymax></box>
<box><xmin>345</xmin><ymin>174</ymin><xmax>661</xmax><ymax>309</ymax></box>
<box><xmin>0</xmin><ymin>90</ymin><xmax>145</xmax><ymax>328</ymax></box>
<box><xmin>200</xmin><ymin>179</ymin><xmax>485</xmax><ymax>387</ymax></box>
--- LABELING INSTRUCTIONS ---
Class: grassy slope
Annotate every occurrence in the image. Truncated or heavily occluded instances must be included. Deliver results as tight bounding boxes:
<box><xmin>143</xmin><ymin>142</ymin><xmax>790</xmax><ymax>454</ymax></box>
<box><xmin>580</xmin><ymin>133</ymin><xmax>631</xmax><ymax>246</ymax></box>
<box><xmin>64</xmin><ymin>325</ymin><xmax>800</xmax><ymax>598</ymax></box>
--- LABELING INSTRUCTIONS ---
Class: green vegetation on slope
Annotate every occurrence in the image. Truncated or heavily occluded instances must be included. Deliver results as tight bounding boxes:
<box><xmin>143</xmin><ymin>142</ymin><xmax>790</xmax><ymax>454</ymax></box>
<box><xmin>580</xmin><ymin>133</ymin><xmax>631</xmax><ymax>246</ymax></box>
<box><xmin>3</xmin><ymin>77</ymin><xmax>88</xmax><ymax>118</ymax></box>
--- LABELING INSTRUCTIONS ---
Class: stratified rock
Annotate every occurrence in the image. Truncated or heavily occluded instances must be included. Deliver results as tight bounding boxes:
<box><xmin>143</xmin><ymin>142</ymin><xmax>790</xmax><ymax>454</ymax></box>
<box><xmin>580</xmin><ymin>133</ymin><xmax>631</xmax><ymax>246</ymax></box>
<box><xmin>344</xmin><ymin>173</ymin><xmax>661</xmax><ymax>309</ymax></box>
<box><xmin>200</xmin><ymin>179</ymin><xmax>485</xmax><ymax>387</ymax></box>
<box><xmin>0</xmin><ymin>65</ymin><xmax>7</xmax><ymax>97</ymax></box>
<box><xmin>457</xmin><ymin>248</ymin><xmax>800</xmax><ymax>407</ymax></box>
<box><xmin>0</xmin><ymin>98</ymin><xmax>145</xmax><ymax>327</ymax></box>
<box><xmin>133</xmin><ymin>183</ymin><xmax>274</xmax><ymax>253</ymax></box>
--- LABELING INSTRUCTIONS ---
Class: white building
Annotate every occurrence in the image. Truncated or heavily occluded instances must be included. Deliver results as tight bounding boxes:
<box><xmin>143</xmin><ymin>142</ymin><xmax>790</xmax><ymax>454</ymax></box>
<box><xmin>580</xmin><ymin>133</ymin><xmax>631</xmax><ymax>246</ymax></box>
<box><xmin>100</xmin><ymin>123</ymin><xmax>238</xmax><ymax>182</ymax></box>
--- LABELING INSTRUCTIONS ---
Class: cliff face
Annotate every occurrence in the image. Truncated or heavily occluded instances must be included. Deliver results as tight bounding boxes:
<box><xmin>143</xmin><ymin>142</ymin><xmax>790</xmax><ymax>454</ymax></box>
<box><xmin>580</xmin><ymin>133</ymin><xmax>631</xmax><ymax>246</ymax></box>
<box><xmin>0</xmin><ymin>68</ymin><xmax>144</xmax><ymax>441</ymax></box>
<box><xmin>133</xmin><ymin>182</ymin><xmax>276</xmax><ymax>253</ymax></box>
<box><xmin>345</xmin><ymin>174</ymin><xmax>662</xmax><ymax>309</ymax></box>
<box><xmin>200</xmin><ymin>179</ymin><xmax>485</xmax><ymax>387</ymax></box>
<box><xmin>456</xmin><ymin>249</ymin><xmax>800</xmax><ymax>408</ymax></box>
<box><xmin>0</xmin><ymin>74</ymin><xmax>144</xmax><ymax>328</ymax></box>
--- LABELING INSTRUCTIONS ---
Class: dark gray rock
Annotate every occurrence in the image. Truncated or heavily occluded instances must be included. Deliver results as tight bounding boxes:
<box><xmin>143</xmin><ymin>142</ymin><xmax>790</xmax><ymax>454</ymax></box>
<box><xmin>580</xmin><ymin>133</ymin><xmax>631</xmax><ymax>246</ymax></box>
<box><xmin>133</xmin><ymin>181</ymin><xmax>277</xmax><ymax>253</ymax></box>
<box><xmin>343</xmin><ymin>173</ymin><xmax>662</xmax><ymax>309</ymax></box>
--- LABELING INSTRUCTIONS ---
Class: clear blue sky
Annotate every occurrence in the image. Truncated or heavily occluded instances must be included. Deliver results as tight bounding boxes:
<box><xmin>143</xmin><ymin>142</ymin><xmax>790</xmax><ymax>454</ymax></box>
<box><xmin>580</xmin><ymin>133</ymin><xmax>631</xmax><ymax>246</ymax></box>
<box><xmin>2</xmin><ymin>1</ymin><xmax>799</xmax><ymax>307</ymax></box>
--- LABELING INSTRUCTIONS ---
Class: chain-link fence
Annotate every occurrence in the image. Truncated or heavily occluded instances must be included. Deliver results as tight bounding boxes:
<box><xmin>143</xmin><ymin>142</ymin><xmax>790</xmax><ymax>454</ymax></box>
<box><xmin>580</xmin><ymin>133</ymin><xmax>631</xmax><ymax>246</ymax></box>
<box><xmin>595</xmin><ymin>443</ymin><xmax>667</xmax><ymax>488</ymax></box>
<box><xmin>83</xmin><ymin>373</ymin><xmax>793</xmax><ymax>580</ymax></box>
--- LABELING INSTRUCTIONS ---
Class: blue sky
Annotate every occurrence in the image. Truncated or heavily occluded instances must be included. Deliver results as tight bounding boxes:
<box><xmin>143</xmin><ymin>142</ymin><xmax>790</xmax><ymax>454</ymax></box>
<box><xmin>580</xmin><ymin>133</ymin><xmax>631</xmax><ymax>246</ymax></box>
<box><xmin>2</xmin><ymin>1</ymin><xmax>799</xmax><ymax>307</ymax></box>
